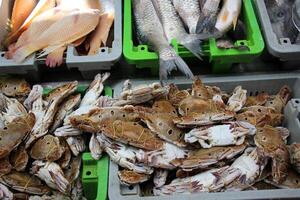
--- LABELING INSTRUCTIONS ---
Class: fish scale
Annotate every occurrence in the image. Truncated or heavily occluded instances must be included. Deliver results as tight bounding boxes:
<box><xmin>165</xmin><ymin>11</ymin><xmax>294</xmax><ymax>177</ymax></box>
<box><xmin>152</xmin><ymin>0</ymin><xmax>203</xmax><ymax>60</ymax></box>
<box><xmin>172</xmin><ymin>0</ymin><xmax>201</xmax><ymax>34</ymax></box>
<box><xmin>133</xmin><ymin>0</ymin><xmax>193</xmax><ymax>80</ymax></box>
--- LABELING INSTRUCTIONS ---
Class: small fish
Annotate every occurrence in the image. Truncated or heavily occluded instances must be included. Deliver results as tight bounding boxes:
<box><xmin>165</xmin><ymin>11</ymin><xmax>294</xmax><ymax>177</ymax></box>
<box><xmin>172</xmin><ymin>0</ymin><xmax>201</xmax><ymax>34</ymax></box>
<box><xmin>152</xmin><ymin>0</ymin><xmax>203</xmax><ymax>60</ymax></box>
<box><xmin>196</xmin><ymin>0</ymin><xmax>221</xmax><ymax>34</ymax></box>
<box><xmin>215</xmin><ymin>0</ymin><xmax>242</xmax><ymax>34</ymax></box>
<box><xmin>133</xmin><ymin>0</ymin><xmax>193</xmax><ymax>80</ymax></box>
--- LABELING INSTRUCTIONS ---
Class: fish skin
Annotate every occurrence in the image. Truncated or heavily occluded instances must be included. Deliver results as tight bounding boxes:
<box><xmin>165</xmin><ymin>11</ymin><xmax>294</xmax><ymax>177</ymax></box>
<box><xmin>172</xmin><ymin>0</ymin><xmax>201</xmax><ymax>34</ymax></box>
<box><xmin>152</xmin><ymin>0</ymin><xmax>203</xmax><ymax>60</ymax></box>
<box><xmin>215</xmin><ymin>0</ymin><xmax>242</xmax><ymax>34</ymax></box>
<box><xmin>5</xmin><ymin>0</ymin><xmax>56</xmax><ymax>46</ymax></box>
<box><xmin>196</xmin><ymin>0</ymin><xmax>221</xmax><ymax>34</ymax></box>
<box><xmin>12</xmin><ymin>8</ymin><xmax>101</xmax><ymax>63</ymax></box>
<box><xmin>10</xmin><ymin>0</ymin><xmax>38</xmax><ymax>36</ymax></box>
<box><xmin>87</xmin><ymin>0</ymin><xmax>115</xmax><ymax>55</ymax></box>
<box><xmin>133</xmin><ymin>0</ymin><xmax>194</xmax><ymax>80</ymax></box>
<box><xmin>6</xmin><ymin>6</ymin><xmax>70</xmax><ymax>59</ymax></box>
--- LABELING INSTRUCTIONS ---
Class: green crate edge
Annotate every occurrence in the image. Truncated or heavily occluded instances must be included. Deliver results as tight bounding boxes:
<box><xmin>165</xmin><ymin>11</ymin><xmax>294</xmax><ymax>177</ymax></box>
<box><xmin>123</xmin><ymin>0</ymin><xmax>265</xmax><ymax>73</ymax></box>
<box><xmin>43</xmin><ymin>84</ymin><xmax>112</xmax><ymax>200</ymax></box>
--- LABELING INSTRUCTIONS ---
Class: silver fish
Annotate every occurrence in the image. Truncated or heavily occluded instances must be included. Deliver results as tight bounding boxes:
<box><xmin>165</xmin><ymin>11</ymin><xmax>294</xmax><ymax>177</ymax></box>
<box><xmin>133</xmin><ymin>0</ymin><xmax>194</xmax><ymax>80</ymax></box>
<box><xmin>197</xmin><ymin>0</ymin><xmax>221</xmax><ymax>34</ymax></box>
<box><xmin>152</xmin><ymin>0</ymin><xmax>203</xmax><ymax>59</ymax></box>
<box><xmin>172</xmin><ymin>0</ymin><xmax>201</xmax><ymax>34</ymax></box>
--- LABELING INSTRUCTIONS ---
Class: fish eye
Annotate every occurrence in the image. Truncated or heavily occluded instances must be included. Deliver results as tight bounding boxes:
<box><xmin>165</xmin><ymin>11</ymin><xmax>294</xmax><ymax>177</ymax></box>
<box><xmin>158</xmin><ymin>122</ymin><xmax>163</xmax><ymax>126</ymax></box>
<box><xmin>13</xmin><ymin>87</ymin><xmax>16</xmax><ymax>90</ymax></box>
<box><xmin>46</xmin><ymin>142</ymin><xmax>50</xmax><ymax>145</ymax></box>
<box><xmin>122</xmin><ymin>114</ymin><xmax>126</xmax><ymax>118</ymax></box>
<box><xmin>277</xmin><ymin>11</ymin><xmax>284</xmax><ymax>18</ymax></box>
<box><xmin>111</xmin><ymin>110</ymin><xmax>115</xmax><ymax>115</ymax></box>
<box><xmin>98</xmin><ymin>115</ymin><xmax>102</xmax><ymax>118</ymax></box>
<box><xmin>258</xmin><ymin>109</ymin><xmax>262</xmax><ymax>112</ymax></box>
<box><xmin>4</xmin><ymin>85</ymin><xmax>7</xmax><ymax>88</ymax></box>
<box><xmin>296</xmin><ymin>179</ymin><xmax>299</xmax><ymax>184</ymax></box>
<box><xmin>168</xmin><ymin>129</ymin><xmax>173</xmax><ymax>135</ymax></box>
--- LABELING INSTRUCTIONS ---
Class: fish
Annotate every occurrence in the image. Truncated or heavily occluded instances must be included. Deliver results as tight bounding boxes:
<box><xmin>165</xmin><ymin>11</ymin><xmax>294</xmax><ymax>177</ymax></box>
<box><xmin>172</xmin><ymin>0</ymin><xmax>201</xmax><ymax>34</ymax></box>
<box><xmin>5</xmin><ymin>6</ymin><xmax>72</xmax><ymax>60</ymax></box>
<box><xmin>133</xmin><ymin>0</ymin><xmax>194</xmax><ymax>80</ymax></box>
<box><xmin>87</xmin><ymin>0</ymin><xmax>115</xmax><ymax>55</ymax></box>
<box><xmin>266</xmin><ymin>0</ymin><xmax>298</xmax><ymax>43</ymax></box>
<box><xmin>12</xmin><ymin>8</ymin><xmax>101</xmax><ymax>63</ymax></box>
<box><xmin>196</xmin><ymin>0</ymin><xmax>221</xmax><ymax>34</ymax></box>
<box><xmin>4</xmin><ymin>0</ymin><xmax>56</xmax><ymax>47</ymax></box>
<box><xmin>152</xmin><ymin>0</ymin><xmax>203</xmax><ymax>59</ymax></box>
<box><xmin>9</xmin><ymin>0</ymin><xmax>38</xmax><ymax>39</ymax></box>
<box><xmin>215</xmin><ymin>0</ymin><xmax>242</xmax><ymax>34</ymax></box>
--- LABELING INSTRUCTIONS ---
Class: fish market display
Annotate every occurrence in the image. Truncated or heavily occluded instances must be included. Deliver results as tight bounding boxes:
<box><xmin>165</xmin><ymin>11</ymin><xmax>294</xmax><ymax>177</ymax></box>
<box><xmin>2</xmin><ymin>0</ymin><xmax>115</xmax><ymax>68</ymax></box>
<box><xmin>0</xmin><ymin>73</ymin><xmax>110</xmax><ymax>199</ymax></box>
<box><xmin>68</xmin><ymin>76</ymin><xmax>300</xmax><ymax>196</ymax></box>
<box><xmin>266</xmin><ymin>0</ymin><xmax>300</xmax><ymax>44</ymax></box>
<box><xmin>133</xmin><ymin>0</ymin><xmax>246</xmax><ymax>80</ymax></box>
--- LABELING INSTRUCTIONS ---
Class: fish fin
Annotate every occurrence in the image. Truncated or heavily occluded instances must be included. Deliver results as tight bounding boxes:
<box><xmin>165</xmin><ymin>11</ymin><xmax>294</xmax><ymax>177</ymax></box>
<box><xmin>12</xmin><ymin>45</ymin><xmax>36</xmax><ymax>63</ymax></box>
<box><xmin>37</xmin><ymin>45</ymin><xmax>64</xmax><ymax>58</ymax></box>
<box><xmin>178</xmin><ymin>34</ymin><xmax>203</xmax><ymax>60</ymax></box>
<box><xmin>196</xmin><ymin>15</ymin><xmax>217</xmax><ymax>34</ymax></box>
<box><xmin>45</xmin><ymin>46</ymin><xmax>66</xmax><ymax>68</ymax></box>
<box><xmin>159</xmin><ymin>47</ymin><xmax>194</xmax><ymax>81</ymax></box>
<box><xmin>232</xmin><ymin>13</ymin><xmax>239</xmax><ymax>31</ymax></box>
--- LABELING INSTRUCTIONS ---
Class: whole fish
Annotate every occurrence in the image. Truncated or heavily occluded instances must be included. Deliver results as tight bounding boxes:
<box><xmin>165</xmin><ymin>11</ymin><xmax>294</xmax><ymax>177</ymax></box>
<box><xmin>172</xmin><ymin>0</ymin><xmax>201</xmax><ymax>34</ymax></box>
<box><xmin>152</xmin><ymin>0</ymin><xmax>203</xmax><ymax>60</ymax></box>
<box><xmin>215</xmin><ymin>0</ymin><xmax>242</xmax><ymax>34</ymax></box>
<box><xmin>133</xmin><ymin>0</ymin><xmax>193</xmax><ymax>80</ymax></box>
<box><xmin>12</xmin><ymin>8</ymin><xmax>101</xmax><ymax>63</ymax></box>
<box><xmin>197</xmin><ymin>0</ymin><xmax>221</xmax><ymax>34</ymax></box>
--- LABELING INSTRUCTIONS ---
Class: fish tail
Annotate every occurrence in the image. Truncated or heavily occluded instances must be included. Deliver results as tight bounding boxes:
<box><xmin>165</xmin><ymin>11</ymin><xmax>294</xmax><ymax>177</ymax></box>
<box><xmin>12</xmin><ymin>44</ymin><xmax>37</xmax><ymax>63</ymax></box>
<box><xmin>159</xmin><ymin>47</ymin><xmax>194</xmax><ymax>81</ymax></box>
<box><xmin>196</xmin><ymin>15</ymin><xmax>217</xmax><ymax>34</ymax></box>
<box><xmin>178</xmin><ymin>34</ymin><xmax>203</xmax><ymax>60</ymax></box>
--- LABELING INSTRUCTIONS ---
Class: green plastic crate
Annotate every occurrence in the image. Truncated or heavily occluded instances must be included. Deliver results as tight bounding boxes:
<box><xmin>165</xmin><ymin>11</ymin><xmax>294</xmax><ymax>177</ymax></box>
<box><xmin>43</xmin><ymin>84</ymin><xmax>112</xmax><ymax>200</ymax></box>
<box><xmin>123</xmin><ymin>0</ymin><xmax>265</xmax><ymax>74</ymax></box>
